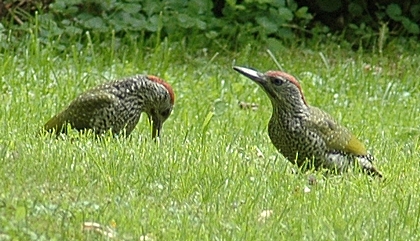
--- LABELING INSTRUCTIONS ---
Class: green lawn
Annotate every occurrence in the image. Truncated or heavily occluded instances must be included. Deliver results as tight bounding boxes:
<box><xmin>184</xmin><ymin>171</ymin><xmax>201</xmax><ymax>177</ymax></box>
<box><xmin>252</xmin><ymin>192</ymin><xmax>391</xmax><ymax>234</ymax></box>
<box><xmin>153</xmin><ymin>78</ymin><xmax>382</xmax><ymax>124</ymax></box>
<box><xmin>0</xmin><ymin>33</ymin><xmax>419</xmax><ymax>240</ymax></box>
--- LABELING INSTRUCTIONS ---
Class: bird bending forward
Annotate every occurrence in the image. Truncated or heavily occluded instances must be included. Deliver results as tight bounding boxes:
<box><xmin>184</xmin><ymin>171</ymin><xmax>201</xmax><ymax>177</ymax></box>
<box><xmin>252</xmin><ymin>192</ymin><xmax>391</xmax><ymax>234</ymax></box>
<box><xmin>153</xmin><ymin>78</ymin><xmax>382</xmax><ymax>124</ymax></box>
<box><xmin>233</xmin><ymin>66</ymin><xmax>382</xmax><ymax>177</ymax></box>
<box><xmin>43</xmin><ymin>74</ymin><xmax>175</xmax><ymax>138</ymax></box>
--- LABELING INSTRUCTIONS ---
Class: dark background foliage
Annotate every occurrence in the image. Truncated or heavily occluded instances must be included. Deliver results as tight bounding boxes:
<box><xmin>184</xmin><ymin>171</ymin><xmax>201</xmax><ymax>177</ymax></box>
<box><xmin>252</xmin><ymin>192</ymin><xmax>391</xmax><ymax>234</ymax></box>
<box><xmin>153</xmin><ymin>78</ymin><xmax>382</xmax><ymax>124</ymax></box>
<box><xmin>0</xmin><ymin>0</ymin><xmax>419</xmax><ymax>49</ymax></box>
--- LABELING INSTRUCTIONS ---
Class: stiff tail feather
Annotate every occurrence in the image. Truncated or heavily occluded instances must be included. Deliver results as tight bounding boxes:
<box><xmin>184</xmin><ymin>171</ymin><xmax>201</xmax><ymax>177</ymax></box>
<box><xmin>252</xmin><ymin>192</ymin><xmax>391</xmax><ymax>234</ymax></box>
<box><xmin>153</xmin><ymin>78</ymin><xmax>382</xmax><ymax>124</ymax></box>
<box><xmin>357</xmin><ymin>154</ymin><xmax>383</xmax><ymax>178</ymax></box>
<box><xmin>42</xmin><ymin>113</ymin><xmax>68</xmax><ymax>135</ymax></box>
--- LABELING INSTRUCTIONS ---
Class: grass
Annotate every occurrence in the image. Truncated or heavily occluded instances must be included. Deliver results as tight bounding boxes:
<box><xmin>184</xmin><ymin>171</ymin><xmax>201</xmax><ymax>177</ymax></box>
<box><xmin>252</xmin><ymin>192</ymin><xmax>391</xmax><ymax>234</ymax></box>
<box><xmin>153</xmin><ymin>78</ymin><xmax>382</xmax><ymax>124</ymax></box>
<box><xmin>0</xmin><ymin>30</ymin><xmax>419</xmax><ymax>240</ymax></box>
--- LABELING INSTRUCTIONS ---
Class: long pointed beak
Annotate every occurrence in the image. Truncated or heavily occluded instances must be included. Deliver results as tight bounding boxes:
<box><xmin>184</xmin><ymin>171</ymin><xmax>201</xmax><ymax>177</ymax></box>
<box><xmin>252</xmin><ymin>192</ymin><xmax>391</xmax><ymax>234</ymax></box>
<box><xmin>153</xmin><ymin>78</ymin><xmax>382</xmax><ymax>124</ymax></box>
<box><xmin>152</xmin><ymin>119</ymin><xmax>162</xmax><ymax>139</ymax></box>
<box><xmin>233</xmin><ymin>66</ymin><xmax>266</xmax><ymax>84</ymax></box>
<box><xmin>146</xmin><ymin>114</ymin><xmax>161</xmax><ymax>139</ymax></box>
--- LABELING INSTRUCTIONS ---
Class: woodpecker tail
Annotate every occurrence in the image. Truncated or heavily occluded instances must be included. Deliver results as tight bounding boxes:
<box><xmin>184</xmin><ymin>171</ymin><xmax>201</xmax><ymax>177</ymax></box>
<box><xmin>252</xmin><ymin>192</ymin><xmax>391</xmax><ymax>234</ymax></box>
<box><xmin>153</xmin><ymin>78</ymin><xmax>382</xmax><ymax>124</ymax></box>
<box><xmin>43</xmin><ymin>113</ymin><xmax>67</xmax><ymax>135</ymax></box>
<box><xmin>356</xmin><ymin>154</ymin><xmax>383</xmax><ymax>178</ymax></box>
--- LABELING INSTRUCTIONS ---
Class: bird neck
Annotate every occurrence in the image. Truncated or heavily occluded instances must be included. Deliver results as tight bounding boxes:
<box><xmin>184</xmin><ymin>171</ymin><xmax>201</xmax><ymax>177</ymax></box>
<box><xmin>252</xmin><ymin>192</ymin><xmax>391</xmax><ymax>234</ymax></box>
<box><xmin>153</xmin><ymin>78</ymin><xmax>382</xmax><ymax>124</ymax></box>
<box><xmin>270</xmin><ymin>94</ymin><xmax>308</xmax><ymax>117</ymax></box>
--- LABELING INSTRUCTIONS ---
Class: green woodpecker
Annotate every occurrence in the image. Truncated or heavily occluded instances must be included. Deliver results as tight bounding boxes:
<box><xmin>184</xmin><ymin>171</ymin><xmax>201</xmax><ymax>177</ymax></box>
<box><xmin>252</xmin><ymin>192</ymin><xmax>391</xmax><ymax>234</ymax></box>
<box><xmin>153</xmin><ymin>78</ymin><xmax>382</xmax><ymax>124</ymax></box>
<box><xmin>233</xmin><ymin>66</ymin><xmax>382</xmax><ymax>177</ymax></box>
<box><xmin>44</xmin><ymin>74</ymin><xmax>175</xmax><ymax>138</ymax></box>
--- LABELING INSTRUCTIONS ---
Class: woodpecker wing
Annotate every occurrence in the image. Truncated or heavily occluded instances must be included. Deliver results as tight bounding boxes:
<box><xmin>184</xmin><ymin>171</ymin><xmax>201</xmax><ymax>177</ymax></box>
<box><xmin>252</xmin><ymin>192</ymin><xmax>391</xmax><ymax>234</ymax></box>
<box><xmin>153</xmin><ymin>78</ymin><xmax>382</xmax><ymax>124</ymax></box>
<box><xmin>65</xmin><ymin>89</ymin><xmax>118</xmax><ymax>129</ymax></box>
<box><xmin>305</xmin><ymin>106</ymin><xmax>368</xmax><ymax>156</ymax></box>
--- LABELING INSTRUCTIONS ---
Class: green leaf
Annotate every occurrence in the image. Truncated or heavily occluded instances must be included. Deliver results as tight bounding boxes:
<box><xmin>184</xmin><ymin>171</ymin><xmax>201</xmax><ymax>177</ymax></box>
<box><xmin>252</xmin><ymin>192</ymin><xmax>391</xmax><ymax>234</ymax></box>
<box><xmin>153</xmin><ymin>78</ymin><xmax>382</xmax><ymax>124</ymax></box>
<box><xmin>410</xmin><ymin>4</ymin><xmax>420</xmax><ymax>19</ymax></box>
<box><xmin>401</xmin><ymin>18</ymin><xmax>420</xmax><ymax>34</ymax></box>
<box><xmin>188</xmin><ymin>0</ymin><xmax>212</xmax><ymax>14</ymax></box>
<box><xmin>348</xmin><ymin>23</ymin><xmax>359</xmax><ymax>30</ymax></box>
<box><xmin>122</xmin><ymin>3</ymin><xmax>142</xmax><ymax>14</ymax></box>
<box><xmin>50</xmin><ymin>1</ymin><xmax>66</xmax><ymax>11</ymax></box>
<box><xmin>66</xmin><ymin>6</ymin><xmax>79</xmax><ymax>15</ymax></box>
<box><xmin>295</xmin><ymin>7</ymin><xmax>313</xmax><ymax>20</ymax></box>
<box><xmin>278</xmin><ymin>7</ymin><xmax>294</xmax><ymax>21</ymax></box>
<box><xmin>256</xmin><ymin>16</ymin><xmax>278</xmax><ymax>34</ymax></box>
<box><xmin>143</xmin><ymin>0</ymin><xmax>161</xmax><ymax>16</ymax></box>
<box><xmin>195</xmin><ymin>19</ymin><xmax>207</xmax><ymax>30</ymax></box>
<box><xmin>270</xmin><ymin>0</ymin><xmax>286</xmax><ymax>7</ymax></box>
<box><xmin>234</xmin><ymin>4</ymin><xmax>246</xmax><ymax>11</ymax></box>
<box><xmin>266</xmin><ymin>37</ymin><xmax>285</xmax><ymax>51</ymax></box>
<box><xmin>386</xmin><ymin>4</ymin><xmax>402</xmax><ymax>21</ymax></box>
<box><xmin>205</xmin><ymin>31</ymin><xmax>218</xmax><ymax>39</ymax></box>
<box><xmin>255</xmin><ymin>0</ymin><xmax>273</xmax><ymax>4</ymax></box>
<box><xmin>127</xmin><ymin>14</ymin><xmax>147</xmax><ymax>29</ymax></box>
<box><xmin>288</xmin><ymin>1</ymin><xmax>298</xmax><ymax>11</ymax></box>
<box><xmin>83</xmin><ymin>17</ymin><xmax>107</xmax><ymax>31</ymax></box>
<box><xmin>177</xmin><ymin>14</ymin><xmax>195</xmax><ymax>29</ymax></box>
<box><xmin>65</xmin><ymin>26</ymin><xmax>83</xmax><ymax>35</ymax></box>
<box><xmin>348</xmin><ymin>3</ymin><xmax>363</xmax><ymax>16</ymax></box>
<box><xmin>277</xmin><ymin>27</ymin><xmax>294</xmax><ymax>39</ymax></box>
<box><xmin>225</xmin><ymin>0</ymin><xmax>237</xmax><ymax>7</ymax></box>
<box><xmin>145</xmin><ymin>15</ymin><xmax>160</xmax><ymax>32</ymax></box>
<box><xmin>77</xmin><ymin>13</ymin><xmax>94</xmax><ymax>21</ymax></box>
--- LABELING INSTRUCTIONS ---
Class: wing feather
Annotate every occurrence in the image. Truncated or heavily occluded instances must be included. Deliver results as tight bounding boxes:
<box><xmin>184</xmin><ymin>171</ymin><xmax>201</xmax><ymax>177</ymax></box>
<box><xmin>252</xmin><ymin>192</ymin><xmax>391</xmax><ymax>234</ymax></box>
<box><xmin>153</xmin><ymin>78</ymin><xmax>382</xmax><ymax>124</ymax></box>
<box><xmin>305</xmin><ymin>106</ymin><xmax>367</xmax><ymax>156</ymax></box>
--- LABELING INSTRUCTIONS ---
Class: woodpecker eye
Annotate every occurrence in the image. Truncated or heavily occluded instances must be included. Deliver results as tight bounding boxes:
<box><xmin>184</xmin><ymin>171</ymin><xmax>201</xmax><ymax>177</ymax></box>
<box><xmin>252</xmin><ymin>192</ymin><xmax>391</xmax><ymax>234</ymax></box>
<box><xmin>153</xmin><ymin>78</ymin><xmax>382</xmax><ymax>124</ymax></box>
<box><xmin>272</xmin><ymin>78</ymin><xmax>283</xmax><ymax>86</ymax></box>
<box><xmin>160</xmin><ymin>109</ymin><xmax>171</xmax><ymax>117</ymax></box>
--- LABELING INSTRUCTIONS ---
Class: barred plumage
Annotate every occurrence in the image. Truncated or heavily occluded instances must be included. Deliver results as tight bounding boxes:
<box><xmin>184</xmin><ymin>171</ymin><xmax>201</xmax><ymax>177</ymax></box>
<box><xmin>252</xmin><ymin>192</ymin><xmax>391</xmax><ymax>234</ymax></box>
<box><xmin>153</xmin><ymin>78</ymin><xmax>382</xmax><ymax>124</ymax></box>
<box><xmin>233</xmin><ymin>66</ymin><xmax>382</xmax><ymax>177</ymax></box>
<box><xmin>44</xmin><ymin>74</ymin><xmax>175</xmax><ymax>138</ymax></box>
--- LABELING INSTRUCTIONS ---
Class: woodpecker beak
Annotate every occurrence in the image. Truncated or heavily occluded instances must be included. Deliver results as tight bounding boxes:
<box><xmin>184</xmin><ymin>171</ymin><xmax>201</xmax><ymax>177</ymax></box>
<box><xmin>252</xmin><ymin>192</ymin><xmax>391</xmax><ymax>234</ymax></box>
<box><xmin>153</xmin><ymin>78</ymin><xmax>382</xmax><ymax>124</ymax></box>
<box><xmin>233</xmin><ymin>66</ymin><xmax>266</xmax><ymax>85</ymax></box>
<box><xmin>151</xmin><ymin>118</ymin><xmax>162</xmax><ymax>139</ymax></box>
<box><xmin>234</xmin><ymin>66</ymin><xmax>280</xmax><ymax>99</ymax></box>
<box><xmin>146</xmin><ymin>114</ymin><xmax>161</xmax><ymax>138</ymax></box>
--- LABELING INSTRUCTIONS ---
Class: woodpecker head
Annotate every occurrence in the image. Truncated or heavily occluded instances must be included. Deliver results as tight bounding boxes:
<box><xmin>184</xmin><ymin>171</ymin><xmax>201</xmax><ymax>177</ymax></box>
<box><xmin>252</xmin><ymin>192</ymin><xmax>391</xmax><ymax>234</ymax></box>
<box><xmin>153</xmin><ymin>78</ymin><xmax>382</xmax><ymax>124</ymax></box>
<box><xmin>145</xmin><ymin>75</ymin><xmax>175</xmax><ymax>138</ymax></box>
<box><xmin>233</xmin><ymin>66</ymin><xmax>307</xmax><ymax>108</ymax></box>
